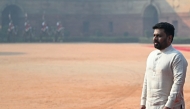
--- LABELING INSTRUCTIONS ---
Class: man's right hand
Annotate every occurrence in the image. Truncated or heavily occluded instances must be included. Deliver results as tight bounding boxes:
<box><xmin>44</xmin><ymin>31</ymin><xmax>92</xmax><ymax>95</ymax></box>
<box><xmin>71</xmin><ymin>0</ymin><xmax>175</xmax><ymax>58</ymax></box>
<box><xmin>140</xmin><ymin>105</ymin><xmax>146</xmax><ymax>109</ymax></box>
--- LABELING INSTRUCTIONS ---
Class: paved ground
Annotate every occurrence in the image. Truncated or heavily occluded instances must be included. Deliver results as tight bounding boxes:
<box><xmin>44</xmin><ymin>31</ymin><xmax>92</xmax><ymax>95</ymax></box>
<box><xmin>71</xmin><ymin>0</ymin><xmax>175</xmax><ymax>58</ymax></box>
<box><xmin>0</xmin><ymin>43</ymin><xmax>190</xmax><ymax>109</ymax></box>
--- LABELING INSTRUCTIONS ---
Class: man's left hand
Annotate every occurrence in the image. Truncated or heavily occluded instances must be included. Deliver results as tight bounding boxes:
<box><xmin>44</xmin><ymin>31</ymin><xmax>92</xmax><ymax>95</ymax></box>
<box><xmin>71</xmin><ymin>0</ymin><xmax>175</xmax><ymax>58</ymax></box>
<box><xmin>163</xmin><ymin>106</ymin><xmax>171</xmax><ymax>109</ymax></box>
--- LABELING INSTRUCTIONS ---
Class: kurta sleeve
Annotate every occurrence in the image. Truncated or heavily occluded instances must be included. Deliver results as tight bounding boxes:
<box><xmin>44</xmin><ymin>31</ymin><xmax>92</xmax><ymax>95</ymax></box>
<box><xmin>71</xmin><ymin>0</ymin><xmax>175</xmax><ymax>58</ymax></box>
<box><xmin>165</xmin><ymin>54</ymin><xmax>188</xmax><ymax>108</ymax></box>
<box><xmin>141</xmin><ymin>72</ymin><xmax>147</xmax><ymax>105</ymax></box>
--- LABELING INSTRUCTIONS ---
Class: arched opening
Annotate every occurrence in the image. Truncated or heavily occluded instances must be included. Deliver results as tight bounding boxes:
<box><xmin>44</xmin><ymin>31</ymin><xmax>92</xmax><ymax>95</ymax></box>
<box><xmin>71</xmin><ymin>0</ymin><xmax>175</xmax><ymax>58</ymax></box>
<box><xmin>143</xmin><ymin>5</ymin><xmax>158</xmax><ymax>37</ymax></box>
<box><xmin>2</xmin><ymin>5</ymin><xmax>22</xmax><ymax>28</ymax></box>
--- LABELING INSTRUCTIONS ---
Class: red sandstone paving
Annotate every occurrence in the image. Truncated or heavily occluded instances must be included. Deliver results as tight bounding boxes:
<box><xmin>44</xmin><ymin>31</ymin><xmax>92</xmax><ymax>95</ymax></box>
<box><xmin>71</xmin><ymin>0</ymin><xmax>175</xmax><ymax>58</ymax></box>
<box><xmin>0</xmin><ymin>43</ymin><xmax>189</xmax><ymax>109</ymax></box>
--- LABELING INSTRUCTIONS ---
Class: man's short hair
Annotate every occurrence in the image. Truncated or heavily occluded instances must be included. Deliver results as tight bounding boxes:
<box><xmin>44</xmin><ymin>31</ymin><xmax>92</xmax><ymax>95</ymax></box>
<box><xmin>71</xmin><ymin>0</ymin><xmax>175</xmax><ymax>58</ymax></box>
<box><xmin>152</xmin><ymin>22</ymin><xmax>175</xmax><ymax>41</ymax></box>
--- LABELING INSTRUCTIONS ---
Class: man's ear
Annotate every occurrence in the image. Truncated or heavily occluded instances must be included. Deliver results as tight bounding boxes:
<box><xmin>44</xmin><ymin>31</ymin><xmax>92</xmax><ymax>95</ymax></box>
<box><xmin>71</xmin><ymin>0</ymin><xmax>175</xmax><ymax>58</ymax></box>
<box><xmin>168</xmin><ymin>35</ymin><xmax>172</xmax><ymax>43</ymax></box>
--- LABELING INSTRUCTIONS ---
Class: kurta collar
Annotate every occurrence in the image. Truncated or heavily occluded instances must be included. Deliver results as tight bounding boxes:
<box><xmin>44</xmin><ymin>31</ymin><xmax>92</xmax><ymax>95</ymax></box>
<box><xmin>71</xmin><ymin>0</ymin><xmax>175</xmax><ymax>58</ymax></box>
<box><xmin>160</xmin><ymin>45</ymin><xmax>172</xmax><ymax>53</ymax></box>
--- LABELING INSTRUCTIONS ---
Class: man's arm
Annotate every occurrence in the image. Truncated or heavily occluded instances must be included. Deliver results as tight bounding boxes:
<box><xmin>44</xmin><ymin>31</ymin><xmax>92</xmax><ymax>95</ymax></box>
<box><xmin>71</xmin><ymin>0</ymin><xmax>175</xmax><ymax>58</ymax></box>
<box><xmin>140</xmin><ymin>72</ymin><xmax>147</xmax><ymax>107</ymax></box>
<box><xmin>165</xmin><ymin>54</ymin><xmax>187</xmax><ymax>108</ymax></box>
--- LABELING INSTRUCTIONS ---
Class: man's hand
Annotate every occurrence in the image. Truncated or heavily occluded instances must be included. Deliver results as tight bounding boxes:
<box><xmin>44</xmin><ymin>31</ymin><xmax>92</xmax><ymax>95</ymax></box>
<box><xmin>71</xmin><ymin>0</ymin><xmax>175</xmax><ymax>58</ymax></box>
<box><xmin>140</xmin><ymin>105</ymin><xmax>146</xmax><ymax>109</ymax></box>
<box><xmin>163</xmin><ymin>106</ymin><xmax>171</xmax><ymax>109</ymax></box>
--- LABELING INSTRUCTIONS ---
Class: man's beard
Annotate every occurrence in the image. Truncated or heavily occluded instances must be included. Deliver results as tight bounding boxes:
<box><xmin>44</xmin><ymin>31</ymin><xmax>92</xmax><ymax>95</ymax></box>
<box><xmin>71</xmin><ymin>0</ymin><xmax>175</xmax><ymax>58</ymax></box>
<box><xmin>154</xmin><ymin>42</ymin><xmax>162</xmax><ymax>50</ymax></box>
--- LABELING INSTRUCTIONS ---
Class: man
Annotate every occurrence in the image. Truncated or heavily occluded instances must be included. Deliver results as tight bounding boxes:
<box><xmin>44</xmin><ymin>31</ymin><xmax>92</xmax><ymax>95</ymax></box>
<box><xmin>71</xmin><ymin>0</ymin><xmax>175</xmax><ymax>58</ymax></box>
<box><xmin>41</xmin><ymin>20</ymin><xmax>48</xmax><ymax>32</ymax></box>
<box><xmin>54</xmin><ymin>21</ymin><xmax>64</xmax><ymax>42</ymax></box>
<box><xmin>140</xmin><ymin>22</ymin><xmax>188</xmax><ymax>109</ymax></box>
<box><xmin>56</xmin><ymin>21</ymin><xmax>64</xmax><ymax>32</ymax></box>
<box><xmin>8</xmin><ymin>20</ymin><xmax>15</xmax><ymax>32</ymax></box>
<box><xmin>24</xmin><ymin>20</ymin><xmax>32</xmax><ymax>33</ymax></box>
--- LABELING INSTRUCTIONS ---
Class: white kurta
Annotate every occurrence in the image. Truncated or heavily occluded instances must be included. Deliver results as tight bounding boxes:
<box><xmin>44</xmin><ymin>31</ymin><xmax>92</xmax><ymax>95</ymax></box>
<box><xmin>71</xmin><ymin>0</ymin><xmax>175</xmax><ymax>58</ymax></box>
<box><xmin>141</xmin><ymin>45</ymin><xmax>188</xmax><ymax>109</ymax></box>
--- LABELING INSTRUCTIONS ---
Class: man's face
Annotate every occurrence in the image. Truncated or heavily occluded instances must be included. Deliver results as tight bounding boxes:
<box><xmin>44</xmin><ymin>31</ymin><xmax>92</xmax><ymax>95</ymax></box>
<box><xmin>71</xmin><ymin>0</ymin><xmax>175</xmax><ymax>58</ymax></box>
<box><xmin>153</xmin><ymin>29</ymin><xmax>172</xmax><ymax>50</ymax></box>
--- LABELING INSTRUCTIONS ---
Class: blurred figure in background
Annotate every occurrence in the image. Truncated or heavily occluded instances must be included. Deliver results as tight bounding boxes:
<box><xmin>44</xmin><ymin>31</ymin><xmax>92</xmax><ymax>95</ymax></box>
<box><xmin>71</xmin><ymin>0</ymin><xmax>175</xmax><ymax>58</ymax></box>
<box><xmin>7</xmin><ymin>14</ymin><xmax>17</xmax><ymax>42</ymax></box>
<box><xmin>41</xmin><ymin>20</ymin><xmax>49</xmax><ymax>33</ymax></box>
<box><xmin>8</xmin><ymin>20</ymin><xmax>15</xmax><ymax>33</ymax></box>
<box><xmin>40</xmin><ymin>19</ymin><xmax>49</xmax><ymax>42</ymax></box>
<box><xmin>24</xmin><ymin>20</ymin><xmax>33</xmax><ymax>42</ymax></box>
<box><xmin>23</xmin><ymin>13</ymin><xmax>34</xmax><ymax>42</ymax></box>
<box><xmin>24</xmin><ymin>20</ymin><xmax>31</xmax><ymax>33</ymax></box>
<box><xmin>54</xmin><ymin>21</ymin><xmax>64</xmax><ymax>42</ymax></box>
<box><xmin>56</xmin><ymin>21</ymin><xmax>63</xmax><ymax>33</ymax></box>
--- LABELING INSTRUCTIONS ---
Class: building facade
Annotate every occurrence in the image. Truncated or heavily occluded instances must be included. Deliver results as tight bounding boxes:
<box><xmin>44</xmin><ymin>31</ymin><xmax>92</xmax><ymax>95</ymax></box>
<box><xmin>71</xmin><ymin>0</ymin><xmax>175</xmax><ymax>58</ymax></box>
<box><xmin>1</xmin><ymin>0</ymin><xmax>190</xmax><ymax>37</ymax></box>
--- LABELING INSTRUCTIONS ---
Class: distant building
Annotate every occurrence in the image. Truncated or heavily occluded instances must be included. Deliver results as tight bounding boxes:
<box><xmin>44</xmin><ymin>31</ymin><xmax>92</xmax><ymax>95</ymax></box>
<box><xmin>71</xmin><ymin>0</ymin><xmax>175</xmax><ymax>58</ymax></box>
<box><xmin>0</xmin><ymin>0</ymin><xmax>190</xmax><ymax>37</ymax></box>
